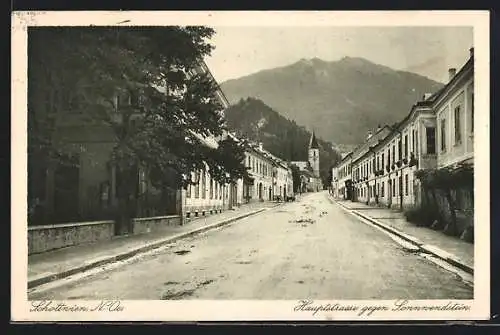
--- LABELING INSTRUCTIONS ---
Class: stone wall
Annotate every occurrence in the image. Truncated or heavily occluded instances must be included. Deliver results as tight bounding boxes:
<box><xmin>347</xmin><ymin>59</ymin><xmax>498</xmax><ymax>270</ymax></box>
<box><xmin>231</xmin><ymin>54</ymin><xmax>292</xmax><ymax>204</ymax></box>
<box><xmin>28</xmin><ymin>220</ymin><xmax>114</xmax><ymax>255</ymax></box>
<box><xmin>132</xmin><ymin>215</ymin><xmax>182</xmax><ymax>234</ymax></box>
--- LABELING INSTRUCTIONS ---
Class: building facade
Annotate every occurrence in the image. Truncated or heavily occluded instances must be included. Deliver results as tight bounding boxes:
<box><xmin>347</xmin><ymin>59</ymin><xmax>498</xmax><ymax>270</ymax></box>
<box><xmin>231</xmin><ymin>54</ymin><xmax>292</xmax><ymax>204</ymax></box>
<box><xmin>334</xmin><ymin>152</ymin><xmax>353</xmax><ymax>200</ymax></box>
<box><xmin>332</xmin><ymin>47</ymin><xmax>474</xmax><ymax>213</ymax></box>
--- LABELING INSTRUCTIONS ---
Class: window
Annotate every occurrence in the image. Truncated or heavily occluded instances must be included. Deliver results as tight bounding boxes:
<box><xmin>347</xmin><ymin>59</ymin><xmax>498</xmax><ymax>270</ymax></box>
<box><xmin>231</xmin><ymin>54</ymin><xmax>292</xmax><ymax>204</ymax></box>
<box><xmin>393</xmin><ymin>179</ymin><xmax>396</xmax><ymax>196</ymax></box>
<box><xmin>186</xmin><ymin>173</ymin><xmax>192</xmax><ymax>198</ymax></box>
<box><xmin>210</xmin><ymin>178</ymin><xmax>213</xmax><ymax>199</ymax></box>
<box><xmin>387</xmin><ymin>148</ymin><xmax>391</xmax><ymax>167</ymax></box>
<box><xmin>404</xmin><ymin>135</ymin><xmax>409</xmax><ymax>158</ymax></box>
<box><xmin>415</xmin><ymin>130</ymin><xmax>419</xmax><ymax>156</ymax></box>
<box><xmin>392</xmin><ymin>145</ymin><xmax>395</xmax><ymax>162</ymax></box>
<box><xmin>454</xmin><ymin>106</ymin><xmax>462</xmax><ymax>144</ymax></box>
<box><xmin>471</xmin><ymin>92</ymin><xmax>474</xmax><ymax>134</ymax></box>
<box><xmin>215</xmin><ymin>182</ymin><xmax>218</xmax><ymax>199</ymax></box>
<box><xmin>405</xmin><ymin>174</ymin><xmax>409</xmax><ymax>196</ymax></box>
<box><xmin>426</xmin><ymin>127</ymin><xmax>436</xmax><ymax>154</ymax></box>
<box><xmin>130</xmin><ymin>90</ymin><xmax>142</xmax><ymax>108</ymax></box>
<box><xmin>412</xmin><ymin>129</ymin><xmax>415</xmax><ymax>153</ymax></box>
<box><xmin>382</xmin><ymin>153</ymin><xmax>385</xmax><ymax>170</ymax></box>
<box><xmin>441</xmin><ymin>119</ymin><xmax>447</xmax><ymax>152</ymax></box>
<box><xmin>381</xmin><ymin>182</ymin><xmax>384</xmax><ymax>197</ymax></box>
<box><xmin>195</xmin><ymin>171</ymin><xmax>200</xmax><ymax>198</ymax></box>
<box><xmin>247</xmin><ymin>156</ymin><xmax>250</xmax><ymax>167</ymax></box>
<box><xmin>398</xmin><ymin>140</ymin><xmax>402</xmax><ymax>160</ymax></box>
<box><xmin>202</xmin><ymin>170</ymin><xmax>206</xmax><ymax>199</ymax></box>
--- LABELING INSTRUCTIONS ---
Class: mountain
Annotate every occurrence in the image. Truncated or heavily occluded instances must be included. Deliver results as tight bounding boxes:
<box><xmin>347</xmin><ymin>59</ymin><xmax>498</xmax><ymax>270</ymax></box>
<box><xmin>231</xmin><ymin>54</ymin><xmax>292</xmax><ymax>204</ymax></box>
<box><xmin>220</xmin><ymin>57</ymin><xmax>444</xmax><ymax>146</ymax></box>
<box><xmin>224</xmin><ymin>97</ymin><xmax>342</xmax><ymax>186</ymax></box>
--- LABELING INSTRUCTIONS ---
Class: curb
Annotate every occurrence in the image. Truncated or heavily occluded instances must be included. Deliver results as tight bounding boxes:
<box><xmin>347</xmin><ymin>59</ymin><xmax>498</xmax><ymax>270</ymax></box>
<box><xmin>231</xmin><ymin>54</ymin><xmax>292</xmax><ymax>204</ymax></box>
<box><xmin>331</xmin><ymin>197</ymin><xmax>474</xmax><ymax>276</ymax></box>
<box><xmin>28</xmin><ymin>206</ymin><xmax>274</xmax><ymax>289</ymax></box>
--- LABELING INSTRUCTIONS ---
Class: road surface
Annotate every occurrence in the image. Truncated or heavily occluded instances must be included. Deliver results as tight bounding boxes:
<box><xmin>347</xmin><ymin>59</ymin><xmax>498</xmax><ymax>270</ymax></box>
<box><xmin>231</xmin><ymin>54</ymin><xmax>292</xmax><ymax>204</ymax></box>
<box><xmin>29</xmin><ymin>192</ymin><xmax>473</xmax><ymax>300</ymax></box>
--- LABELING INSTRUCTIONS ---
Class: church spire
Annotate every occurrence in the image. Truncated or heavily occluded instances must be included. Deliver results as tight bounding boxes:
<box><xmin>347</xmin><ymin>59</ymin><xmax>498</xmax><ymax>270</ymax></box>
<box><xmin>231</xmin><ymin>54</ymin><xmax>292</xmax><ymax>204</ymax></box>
<box><xmin>309</xmin><ymin>131</ymin><xmax>319</xmax><ymax>149</ymax></box>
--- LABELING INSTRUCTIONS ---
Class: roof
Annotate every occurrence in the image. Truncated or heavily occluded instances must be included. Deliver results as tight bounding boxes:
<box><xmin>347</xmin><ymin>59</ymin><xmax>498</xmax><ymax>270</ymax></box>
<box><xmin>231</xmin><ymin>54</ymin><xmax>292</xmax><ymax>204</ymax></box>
<box><xmin>309</xmin><ymin>132</ymin><xmax>320</xmax><ymax>149</ymax></box>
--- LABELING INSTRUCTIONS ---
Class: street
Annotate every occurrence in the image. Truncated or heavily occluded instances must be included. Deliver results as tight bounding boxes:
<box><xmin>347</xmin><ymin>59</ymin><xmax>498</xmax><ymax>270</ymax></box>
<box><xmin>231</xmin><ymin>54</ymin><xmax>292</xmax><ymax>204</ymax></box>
<box><xmin>29</xmin><ymin>192</ymin><xmax>472</xmax><ymax>300</ymax></box>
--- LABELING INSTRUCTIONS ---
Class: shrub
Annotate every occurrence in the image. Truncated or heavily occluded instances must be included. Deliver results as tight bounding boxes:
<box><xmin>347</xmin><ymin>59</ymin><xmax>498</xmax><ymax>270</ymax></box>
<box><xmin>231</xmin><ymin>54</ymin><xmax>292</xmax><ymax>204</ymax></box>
<box><xmin>404</xmin><ymin>205</ymin><xmax>439</xmax><ymax>227</ymax></box>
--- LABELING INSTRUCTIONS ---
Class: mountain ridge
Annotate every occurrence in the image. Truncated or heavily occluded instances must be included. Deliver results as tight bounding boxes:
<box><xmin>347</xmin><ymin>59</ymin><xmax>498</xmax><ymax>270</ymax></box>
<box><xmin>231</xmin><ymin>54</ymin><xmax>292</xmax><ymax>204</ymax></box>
<box><xmin>220</xmin><ymin>56</ymin><xmax>444</xmax><ymax>145</ymax></box>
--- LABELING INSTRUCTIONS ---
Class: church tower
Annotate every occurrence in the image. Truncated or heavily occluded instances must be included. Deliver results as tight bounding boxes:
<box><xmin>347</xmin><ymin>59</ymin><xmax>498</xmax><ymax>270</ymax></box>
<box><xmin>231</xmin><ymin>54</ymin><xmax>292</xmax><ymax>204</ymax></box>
<box><xmin>308</xmin><ymin>132</ymin><xmax>320</xmax><ymax>177</ymax></box>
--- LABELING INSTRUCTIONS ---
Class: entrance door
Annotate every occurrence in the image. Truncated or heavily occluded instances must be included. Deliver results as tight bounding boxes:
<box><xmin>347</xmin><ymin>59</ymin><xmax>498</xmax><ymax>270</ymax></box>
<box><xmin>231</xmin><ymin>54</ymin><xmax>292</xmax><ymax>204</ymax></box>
<box><xmin>258</xmin><ymin>183</ymin><xmax>263</xmax><ymax>200</ymax></box>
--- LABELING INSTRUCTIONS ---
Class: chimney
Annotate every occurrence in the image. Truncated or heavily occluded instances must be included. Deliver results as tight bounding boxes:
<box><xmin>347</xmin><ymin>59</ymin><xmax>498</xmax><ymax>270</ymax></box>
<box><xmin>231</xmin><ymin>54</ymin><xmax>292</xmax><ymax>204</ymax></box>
<box><xmin>423</xmin><ymin>93</ymin><xmax>432</xmax><ymax>100</ymax></box>
<box><xmin>258</xmin><ymin>142</ymin><xmax>263</xmax><ymax>151</ymax></box>
<box><xmin>366</xmin><ymin>131</ymin><xmax>373</xmax><ymax>141</ymax></box>
<box><xmin>448</xmin><ymin>68</ymin><xmax>457</xmax><ymax>81</ymax></box>
<box><xmin>469</xmin><ymin>47</ymin><xmax>474</xmax><ymax>58</ymax></box>
<box><xmin>376</xmin><ymin>124</ymin><xmax>382</xmax><ymax>132</ymax></box>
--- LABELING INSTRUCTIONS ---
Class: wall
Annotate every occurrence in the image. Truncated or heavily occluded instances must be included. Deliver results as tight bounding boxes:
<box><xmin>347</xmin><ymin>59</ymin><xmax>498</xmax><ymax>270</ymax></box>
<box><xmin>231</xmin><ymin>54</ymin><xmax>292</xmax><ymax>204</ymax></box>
<box><xmin>28</xmin><ymin>220</ymin><xmax>114</xmax><ymax>255</ymax></box>
<box><xmin>132</xmin><ymin>215</ymin><xmax>182</xmax><ymax>234</ymax></box>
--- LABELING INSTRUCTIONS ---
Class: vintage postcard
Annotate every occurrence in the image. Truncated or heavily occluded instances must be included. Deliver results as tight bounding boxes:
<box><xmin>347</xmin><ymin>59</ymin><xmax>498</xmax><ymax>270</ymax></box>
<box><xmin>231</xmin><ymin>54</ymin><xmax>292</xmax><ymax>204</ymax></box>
<box><xmin>11</xmin><ymin>10</ymin><xmax>490</xmax><ymax>322</ymax></box>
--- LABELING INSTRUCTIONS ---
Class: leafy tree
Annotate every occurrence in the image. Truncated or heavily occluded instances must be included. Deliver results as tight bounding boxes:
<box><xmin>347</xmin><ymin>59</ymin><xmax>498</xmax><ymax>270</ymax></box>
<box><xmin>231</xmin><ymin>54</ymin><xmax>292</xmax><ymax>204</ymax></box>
<box><xmin>28</xmin><ymin>26</ymin><xmax>249</xmax><ymax>229</ymax></box>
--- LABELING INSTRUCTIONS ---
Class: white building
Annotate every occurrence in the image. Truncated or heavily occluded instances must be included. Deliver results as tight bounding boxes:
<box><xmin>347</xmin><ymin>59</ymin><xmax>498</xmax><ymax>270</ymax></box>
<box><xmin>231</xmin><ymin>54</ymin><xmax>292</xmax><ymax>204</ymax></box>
<box><xmin>343</xmin><ymin>47</ymin><xmax>474</xmax><ymax>212</ymax></box>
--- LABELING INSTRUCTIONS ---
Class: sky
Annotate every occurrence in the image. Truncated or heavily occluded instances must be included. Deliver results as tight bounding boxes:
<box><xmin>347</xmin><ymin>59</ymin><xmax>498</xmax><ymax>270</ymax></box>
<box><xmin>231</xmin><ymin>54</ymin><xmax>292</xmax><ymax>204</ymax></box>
<box><xmin>204</xmin><ymin>27</ymin><xmax>473</xmax><ymax>84</ymax></box>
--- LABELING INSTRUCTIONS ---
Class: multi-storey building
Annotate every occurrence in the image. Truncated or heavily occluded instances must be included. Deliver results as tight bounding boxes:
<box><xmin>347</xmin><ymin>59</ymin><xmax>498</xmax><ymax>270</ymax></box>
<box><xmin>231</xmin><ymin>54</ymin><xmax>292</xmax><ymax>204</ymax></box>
<box><xmin>337</xmin><ymin>47</ymin><xmax>474</xmax><ymax>212</ymax></box>
<box><xmin>334</xmin><ymin>152</ymin><xmax>353</xmax><ymax>200</ymax></box>
<box><xmin>435</xmin><ymin>49</ymin><xmax>474</xmax><ymax>169</ymax></box>
<box><xmin>350</xmin><ymin>126</ymin><xmax>392</xmax><ymax>203</ymax></box>
<box><xmin>242</xmin><ymin>142</ymin><xmax>276</xmax><ymax>203</ymax></box>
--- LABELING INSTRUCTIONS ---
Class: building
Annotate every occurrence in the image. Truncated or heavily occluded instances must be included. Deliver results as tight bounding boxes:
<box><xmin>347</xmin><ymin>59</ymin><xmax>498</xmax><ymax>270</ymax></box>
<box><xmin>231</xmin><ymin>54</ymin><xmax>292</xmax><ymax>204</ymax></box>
<box><xmin>435</xmin><ymin>49</ymin><xmax>474</xmax><ymax>169</ymax></box>
<box><xmin>350</xmin><ymin>126</ymin><xmax>392</xmax><ymax>204</ymax></box>
<box><xmin>333</xmin><ymin>152</ymin><xmax>353</xmax><ymax>200</ymax></box>
<box><xmin>335</xmin><ymin>47</ymin><xmax>474</xmax><ymax>213</ymax></box>
<box><xmin>291</xmin><ymin>132</ymin><xmax>323</xmax><ymax>192</ymax></box>
<box><xmin>242</xmin><ymin>142</ymin><xmax>277</xmax><ymax>203</ymax></box>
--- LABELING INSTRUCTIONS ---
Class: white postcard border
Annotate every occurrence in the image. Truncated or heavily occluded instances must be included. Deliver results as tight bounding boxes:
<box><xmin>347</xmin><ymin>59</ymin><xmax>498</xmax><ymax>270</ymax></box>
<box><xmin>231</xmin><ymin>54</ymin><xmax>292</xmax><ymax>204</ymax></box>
<box><xmin>11</xmin><ymin>10</ymin><xmax>490</xmax><ymax>322</ymax></box>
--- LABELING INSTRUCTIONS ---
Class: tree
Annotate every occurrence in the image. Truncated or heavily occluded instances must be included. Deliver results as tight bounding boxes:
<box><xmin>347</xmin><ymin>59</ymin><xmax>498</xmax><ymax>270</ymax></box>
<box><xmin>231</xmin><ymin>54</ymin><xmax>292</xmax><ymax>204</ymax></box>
<box><xmin>28</xmin><ymin>26</ymin><xmax>250</xmax><ymax>228</ymax></box>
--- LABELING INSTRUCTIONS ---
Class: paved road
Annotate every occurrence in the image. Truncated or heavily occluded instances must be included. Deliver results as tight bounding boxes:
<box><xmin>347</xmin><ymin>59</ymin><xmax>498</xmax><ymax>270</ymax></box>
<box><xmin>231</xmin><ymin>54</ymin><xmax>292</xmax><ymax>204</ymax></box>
<box><xmin>29</xmin><ymin>191</ymin><xmax>472</xmax><ymax>300</ymax></box>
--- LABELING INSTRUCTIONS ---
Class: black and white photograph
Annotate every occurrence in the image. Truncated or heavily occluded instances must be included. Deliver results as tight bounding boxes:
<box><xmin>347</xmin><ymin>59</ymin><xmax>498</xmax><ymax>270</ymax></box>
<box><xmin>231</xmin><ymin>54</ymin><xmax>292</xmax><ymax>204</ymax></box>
<box><xmin>12</xmin><ymin>11</ymin><xmax>490</xmax><ymax>321</ymax></box>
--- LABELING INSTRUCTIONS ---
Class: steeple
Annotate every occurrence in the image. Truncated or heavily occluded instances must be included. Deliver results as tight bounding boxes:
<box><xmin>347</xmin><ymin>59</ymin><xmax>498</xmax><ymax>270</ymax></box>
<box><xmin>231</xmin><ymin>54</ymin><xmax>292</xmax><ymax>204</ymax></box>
<box><xmin>309</xmin><ymin>131</ymin><xmax>319</xmax><ymax>149</ymax></box>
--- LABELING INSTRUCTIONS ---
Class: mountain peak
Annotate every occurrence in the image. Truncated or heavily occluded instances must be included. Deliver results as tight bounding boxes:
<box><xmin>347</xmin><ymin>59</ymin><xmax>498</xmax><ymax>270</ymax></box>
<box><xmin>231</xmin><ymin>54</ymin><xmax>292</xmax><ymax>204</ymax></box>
<box><xmin>337</xmin><ymin>56</ymin><xmax>379</xmax><ymax>67</ymax></box>
<box><xmin>220</xmin><ymin>58</ymin><xmax>444</xmax><ymax>145</ymax></box>
<box><xmin>296</xmin><ymin>57</ymin><xmax>326</xmax><ymax>66</ymax></box>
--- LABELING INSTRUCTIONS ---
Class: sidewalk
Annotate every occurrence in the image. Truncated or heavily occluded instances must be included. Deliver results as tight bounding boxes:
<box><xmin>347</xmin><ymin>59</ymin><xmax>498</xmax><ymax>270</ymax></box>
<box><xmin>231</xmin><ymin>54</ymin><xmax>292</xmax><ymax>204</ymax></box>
<box><xmin>334</xmin><ymin>198</ymin><xmax>474</xmax><ymax>274</ymax></box>
<box><xmin>28</xmin><ymin>201</ymin><xmax>279</xmax><ymax>288</ymax></box>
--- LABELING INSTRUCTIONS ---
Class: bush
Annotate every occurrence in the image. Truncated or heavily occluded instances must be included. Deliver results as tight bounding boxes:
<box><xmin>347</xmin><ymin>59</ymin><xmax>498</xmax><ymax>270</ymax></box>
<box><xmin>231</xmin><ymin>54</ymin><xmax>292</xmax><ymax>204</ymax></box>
<box><xmin>404</xmin><ymin>205</ymin><xmax>439</xmax><ymax>227</ymax></box>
